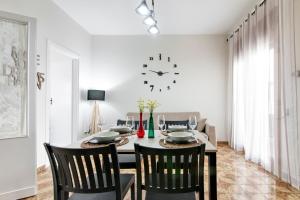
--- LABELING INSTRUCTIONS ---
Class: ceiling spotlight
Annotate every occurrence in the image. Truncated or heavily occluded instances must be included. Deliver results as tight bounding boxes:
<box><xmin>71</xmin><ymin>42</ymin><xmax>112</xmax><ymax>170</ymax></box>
<box><xmin>148</xmin><ymin>25</ymin><xmax>159</xmax><ymax>35</ymax></box>
<box><xmin>136</xmin><ymin>0</ymin><xmax>151</xmax><ymax>16</ymax></box>
<box><xmin>144</xmin><ymin>14</ymin><xmax>156</xmax><ymax>26</ymax></box>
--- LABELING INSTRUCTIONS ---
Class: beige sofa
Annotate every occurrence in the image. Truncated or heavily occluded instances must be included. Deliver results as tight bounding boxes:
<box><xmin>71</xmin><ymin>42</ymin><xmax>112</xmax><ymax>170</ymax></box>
<box><xmin>127</xmin><ymin>112</ymin><xmax>217</xmax><ymax>147</ymax></box>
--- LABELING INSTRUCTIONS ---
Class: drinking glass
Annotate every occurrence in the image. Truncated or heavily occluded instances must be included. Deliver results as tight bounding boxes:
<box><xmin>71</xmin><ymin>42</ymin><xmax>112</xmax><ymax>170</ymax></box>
<box><xmin>126</xmin><ymin>116</ymin><xmax>135</xmax><ymax>130</ymax></box>
<box><xmin>189</xmin><ymin>116</ymin><xmax>197</xmax><ymax>130</ymax></box>
<box><xmin>157</xmin><ymin>115</ymin><xmax>165</xmax><ymax>131</ymax></box>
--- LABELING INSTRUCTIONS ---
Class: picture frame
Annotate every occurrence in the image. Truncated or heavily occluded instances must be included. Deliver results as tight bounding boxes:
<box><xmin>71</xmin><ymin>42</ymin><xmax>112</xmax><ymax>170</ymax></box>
<box><xmin>0</xmin><ymin>11</ymin><xmax>36</xmax><ymax>140</ymax></box>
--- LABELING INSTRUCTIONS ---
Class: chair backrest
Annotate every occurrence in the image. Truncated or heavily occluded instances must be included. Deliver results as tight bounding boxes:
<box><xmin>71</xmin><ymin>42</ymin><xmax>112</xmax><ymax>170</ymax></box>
<box><xmin>127</xmin><ymin>112</ymin><xmax>201</xmax><ymax>130</ymax></box>
<box><xmin>44</xmin><ymin>143</ymin><xmax>121</xmax><ymax>195</ymax></box>
<box><xmin>134</xmin><ymin>143</ymin><xmax>206</xmax><ymax>193</ymax></box>
<box><xmin>117</xmin><ymin>119</ymin><xmax>148</xmax><ymax>130</ymax></box>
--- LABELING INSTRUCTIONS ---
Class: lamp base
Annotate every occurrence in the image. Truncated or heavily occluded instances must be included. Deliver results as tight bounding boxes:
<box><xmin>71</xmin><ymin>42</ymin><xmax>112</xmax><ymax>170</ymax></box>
<box><xmin>89</xmin><ymin>101</ymin><xmax>101</xmax><ymax>134</ymax></box>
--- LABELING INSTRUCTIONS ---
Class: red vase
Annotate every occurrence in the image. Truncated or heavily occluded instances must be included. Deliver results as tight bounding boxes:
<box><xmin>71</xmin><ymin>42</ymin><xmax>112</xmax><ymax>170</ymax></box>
<box><xmin>137</xmin><ymin>112</ymin><xmax>145</xmax><ymax>138</ymax></box>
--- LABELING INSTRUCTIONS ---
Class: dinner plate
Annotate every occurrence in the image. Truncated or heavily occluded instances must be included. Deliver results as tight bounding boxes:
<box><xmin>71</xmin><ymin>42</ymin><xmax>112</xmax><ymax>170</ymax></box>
<box><xmin>168</xmin><ymin>131</ymin><xmax>194</xmax><ymax>142</ymax></box>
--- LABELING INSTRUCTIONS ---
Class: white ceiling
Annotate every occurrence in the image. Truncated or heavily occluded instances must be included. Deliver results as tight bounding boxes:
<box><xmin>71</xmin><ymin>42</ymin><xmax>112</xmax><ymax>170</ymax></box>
<box><xmin>52</xmin><ymin>0</ymin><xmax>257</xmax><ymax>35</ymax></box>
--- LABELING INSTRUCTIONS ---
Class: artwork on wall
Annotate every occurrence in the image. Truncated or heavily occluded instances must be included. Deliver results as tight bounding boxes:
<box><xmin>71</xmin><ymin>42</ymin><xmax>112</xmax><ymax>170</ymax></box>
<box><xmin>0</xmin><ymin>17</ymin><xmax>28</xmax><ymax>139</ymax></box>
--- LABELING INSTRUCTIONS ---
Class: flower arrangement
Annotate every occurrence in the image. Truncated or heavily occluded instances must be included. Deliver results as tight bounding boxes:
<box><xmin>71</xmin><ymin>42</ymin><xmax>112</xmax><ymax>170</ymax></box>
<box><xmin>147</xmin><ymin>99</ymin><xmax>159</xmax><ymax>113</ymax></box>
<box><xmin>137</xmin><ymin>98</ymin><xmax>145</xmax><ymax>113</ymax></box>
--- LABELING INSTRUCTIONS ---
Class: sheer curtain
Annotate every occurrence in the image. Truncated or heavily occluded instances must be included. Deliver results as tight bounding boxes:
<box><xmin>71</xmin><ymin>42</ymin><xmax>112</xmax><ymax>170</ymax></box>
<box><xmin>227</xmin><ymin>0</ymin><xmax>300</xmax><ymax>188</ymax></box>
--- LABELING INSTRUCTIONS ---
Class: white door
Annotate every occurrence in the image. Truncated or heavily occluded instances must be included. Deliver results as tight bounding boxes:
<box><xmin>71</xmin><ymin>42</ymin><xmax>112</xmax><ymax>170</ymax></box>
<box><xmin>49</xmin><ymin>48</ymin><xmax>73</xmax><ymax>147</ymax></box>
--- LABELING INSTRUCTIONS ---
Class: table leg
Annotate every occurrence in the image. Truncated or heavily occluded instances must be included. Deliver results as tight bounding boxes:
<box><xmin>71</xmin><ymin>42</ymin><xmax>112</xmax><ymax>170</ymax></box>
<box><xmin>207</xmin><ymin>152</ymin><xmax>217</xmax><ymax>200</ymax></box>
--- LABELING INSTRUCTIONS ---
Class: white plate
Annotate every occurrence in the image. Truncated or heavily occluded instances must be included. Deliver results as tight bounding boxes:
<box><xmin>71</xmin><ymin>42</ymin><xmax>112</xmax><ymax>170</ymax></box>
<box><xmin>95</xmin><ymin>131</ymin><xmax>120</xmax><ymax>142</ymax></box>
<box><xmin>168</xmin><ymin>131</ymin><xmax>194</xmax><ymax>142</ymax></box>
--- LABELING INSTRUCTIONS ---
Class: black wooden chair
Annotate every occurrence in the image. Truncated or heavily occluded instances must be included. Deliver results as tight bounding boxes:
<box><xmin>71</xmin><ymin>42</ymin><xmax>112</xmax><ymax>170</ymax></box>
<box><xmin>116</xmin><ymin>119</ymin><xmax>147</xmax><ymax>169</ymax></box>
<box><xmin>134</xmin><ymin>143</ymin><xmax>206</xmax><ymax>200</ymax></box>
<box><xmin>44</xmin><ymin>143</ymin><xmax>135</xmax><ymax>200</ymax></box>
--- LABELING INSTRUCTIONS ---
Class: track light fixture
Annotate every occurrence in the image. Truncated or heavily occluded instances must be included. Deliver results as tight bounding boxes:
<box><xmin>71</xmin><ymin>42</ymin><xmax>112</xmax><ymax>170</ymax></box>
<box><xmin>135</xmin><ymin>0</ymin><xmax>159</xmax><ymax>35</ymax></box>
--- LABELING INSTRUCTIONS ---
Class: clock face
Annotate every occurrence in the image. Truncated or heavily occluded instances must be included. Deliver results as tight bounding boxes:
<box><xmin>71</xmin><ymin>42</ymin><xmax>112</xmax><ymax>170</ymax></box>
<box><xmin>141</xmin><ymin>53</ymin><xmax>180</xmax><ymax>92</ymax></box>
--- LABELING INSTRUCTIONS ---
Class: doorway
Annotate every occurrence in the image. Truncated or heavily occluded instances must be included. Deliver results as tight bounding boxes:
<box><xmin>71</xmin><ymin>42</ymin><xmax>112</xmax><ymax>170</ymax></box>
<box><xmin>46</xmin><ymin>41</ymin><xmax>79</xmax><ymax>147</ymax></box>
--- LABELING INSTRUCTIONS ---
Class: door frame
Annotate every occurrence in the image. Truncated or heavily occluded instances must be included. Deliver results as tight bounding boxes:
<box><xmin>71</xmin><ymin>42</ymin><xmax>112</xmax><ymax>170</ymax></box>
<box><xmin>45</xmin><ymin>40</ymin><xmax>79</xmax><ymax>146</ymax></box>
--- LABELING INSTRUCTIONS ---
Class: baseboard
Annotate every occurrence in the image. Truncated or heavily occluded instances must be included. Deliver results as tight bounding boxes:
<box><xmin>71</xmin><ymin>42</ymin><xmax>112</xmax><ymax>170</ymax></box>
<box><xmin>0</xmin><ymin>186</ymin><xmax>36</xmax><ymax>200</ymax></box>
<box><xmin>217</xmin><ymin>141</ymin><xmax>229</xmax><ymax>145</ymax></box>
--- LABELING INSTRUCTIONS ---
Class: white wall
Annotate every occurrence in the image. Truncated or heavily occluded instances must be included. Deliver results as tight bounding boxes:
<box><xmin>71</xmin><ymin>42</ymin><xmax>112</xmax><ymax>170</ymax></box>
<box><xmin>91</xmin><ymin>35</ymin><xmax>228</xmax><ymax>141</ymax></box>
<box><xmin>0</xmin><ymin>0</ymin><xmax>92</xmax><ymax>197</ymax></box>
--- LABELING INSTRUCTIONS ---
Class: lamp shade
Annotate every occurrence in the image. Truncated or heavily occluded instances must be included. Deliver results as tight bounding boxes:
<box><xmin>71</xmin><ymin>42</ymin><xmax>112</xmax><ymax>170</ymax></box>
<box><xmin>87</xmin><ymin>90</ymin><xmax>105</xmax><ymax>101</ymax></box>
<box><xmin>135</xmin><ymin>0</ymin><xmax>151</xmax><ymax>16</ymax></box>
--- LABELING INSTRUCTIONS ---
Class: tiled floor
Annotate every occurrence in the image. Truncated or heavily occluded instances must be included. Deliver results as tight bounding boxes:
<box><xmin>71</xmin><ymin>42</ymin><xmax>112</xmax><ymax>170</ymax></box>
<box><xmin>23</xmin><ymin>144</ymin><xmax>300</xmax><ymax>200</ymax></box>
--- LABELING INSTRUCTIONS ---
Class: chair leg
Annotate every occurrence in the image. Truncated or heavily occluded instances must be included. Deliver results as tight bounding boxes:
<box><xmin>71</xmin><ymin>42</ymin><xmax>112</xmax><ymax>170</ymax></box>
<box><xmin>137</xmin><ymin>185</ymin><xmax>142</xmax><ymax>200</ymax></box>
<box><xmin>199</xmin><ymin>179</ymin><xmax>204</xmax><ymax>200</ymax></box>
<box><xmin>58</xmin><ymin>191</ymin><xmax>69</xmax><ymax>200</ymax></box>
<box><xmin>131</xmin><ymin>182</ymin><xmax>135</xmax><ymax>200</ymax></box>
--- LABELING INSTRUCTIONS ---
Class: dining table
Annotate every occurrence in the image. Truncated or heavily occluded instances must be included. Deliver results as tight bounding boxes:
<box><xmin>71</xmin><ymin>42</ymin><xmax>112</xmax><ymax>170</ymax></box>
<box><xmin>68</xmin><ymin>130</ymin><xmax>218</xmax><ymax>200</ymax></box>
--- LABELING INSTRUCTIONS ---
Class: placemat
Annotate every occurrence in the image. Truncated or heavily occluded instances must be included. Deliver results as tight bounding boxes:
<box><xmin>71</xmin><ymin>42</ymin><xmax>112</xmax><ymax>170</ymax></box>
<box><xmin>159</xmin><ymin>138</ymin><xmax>202</xmax><ymax>149</ymax></box>
<box><xmin>81</xmin><ymin>137</ymin><xmax>129</xmax><ymax>148</ymax></box>
<box><xmin>119</xmin><ymin>131</ymin><xmax>136</xmax><ymax>137</ymax></box>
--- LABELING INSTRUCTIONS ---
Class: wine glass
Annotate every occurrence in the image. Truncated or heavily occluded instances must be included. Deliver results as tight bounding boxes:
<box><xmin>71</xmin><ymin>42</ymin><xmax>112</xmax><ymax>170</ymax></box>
<box><xmin>189</xmin><ymin>116</ymin><xmax>197</xmax><ymax>131</ymax></box>
<box><xmin>157</xmin><ymin>115</ymin><xmax>165</xmax><ymax>131</ymax></box>
<box><xmin>126</xmin><ymin>116</ymin><xmax>135</xmax><ymax>130</ymax></box>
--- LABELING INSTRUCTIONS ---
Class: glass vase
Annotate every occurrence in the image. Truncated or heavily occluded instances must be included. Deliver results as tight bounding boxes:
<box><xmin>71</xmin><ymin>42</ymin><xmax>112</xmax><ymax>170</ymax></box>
<box><xmin>137</xmin><ymin>112</ymin><xmax>145</xmax><ymax>138</ymax></box>
<box><xmin>148</xmin><ymin>112</ymin><xmax>155</xmax><ymax>138</ymax></box>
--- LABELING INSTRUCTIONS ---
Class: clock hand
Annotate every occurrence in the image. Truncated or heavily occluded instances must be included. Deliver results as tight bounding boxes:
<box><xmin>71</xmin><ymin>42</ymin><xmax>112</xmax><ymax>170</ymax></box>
<box><xmin>149</xmin><ymin>70</ymin><xmax>159</xmax><ymax>74</ymax></box>
<box><xmin>149</xmin><ymin>70</ymin><xmax>169</xmax><ymax>76</ymax></box>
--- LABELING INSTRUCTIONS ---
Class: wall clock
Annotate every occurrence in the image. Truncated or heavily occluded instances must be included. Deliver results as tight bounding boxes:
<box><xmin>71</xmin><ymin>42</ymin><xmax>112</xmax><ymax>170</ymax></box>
<box><xmin>141</xmin><ymin>53</ymin><xmax>180</xmax><ymax>92</ymax></box>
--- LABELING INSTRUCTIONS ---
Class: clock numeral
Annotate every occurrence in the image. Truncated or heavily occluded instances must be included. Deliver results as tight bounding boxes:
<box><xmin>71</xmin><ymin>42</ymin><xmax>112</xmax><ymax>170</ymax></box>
<box><xmin>149</xmin><ymin>57</ymin><xmax>154</xmax><ymax>61</ymax></box>
<box><xmin>167</xmin><ymin>86</ymin><xmax>171</xmax><ymax>90</ymax></box>
<box><xmin>174</xmin><ymin>64</ymin><xmax>177</xmax><ymax>68</ymax></box>
<box><xmin>175</xmin><ymin>72</ymin><xmax>180</xmax><ymax>75</ymax></box>
<box><xmin>159</xmin><ymin>89</ymin><xmax>162</xmax><ymax>92</ymax></box>
<box><xmin>173</xmin><ymin>80</ymin><xmax>176</xmax><ymax>84</ymax></box>
<box><xmin>142</xmin><ymin>73</ymin><xmax>146</xmax><ymax>75</ymax></box>
<box><xmin>144</xmin><ymin>81</ymin><xmax>148</xmax><ymax>84</ymax></box>
<box><xmin>159</xmin><ymin>53</ymin><xmax>162</xmax><ymax>61</ymax></box>
<box><xmin>150</xmin><ymin>85</ymin><xmax>154</xmax><ymax>92</ymax></box>
<box><xmin>168</xmin><ymin>57</ymin><xmax>170</xmax><ymax>62</ymax></box>
<box><xmin>143</xmin><ymin>64</ymin><xmax>147</xmax><ymax>68</ymax></box>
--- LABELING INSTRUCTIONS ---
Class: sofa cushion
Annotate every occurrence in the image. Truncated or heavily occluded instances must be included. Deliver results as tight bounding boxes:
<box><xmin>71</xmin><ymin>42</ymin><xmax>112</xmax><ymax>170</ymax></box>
<box><xmin>197</xmin><ymin>118</ymin><xmax>207</xmax><ymax>132</ymax></box>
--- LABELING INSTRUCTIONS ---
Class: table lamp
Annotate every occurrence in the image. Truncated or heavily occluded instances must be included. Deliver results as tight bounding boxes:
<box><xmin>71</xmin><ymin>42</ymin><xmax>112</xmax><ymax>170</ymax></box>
<box><xmin>87</xmin><ymin>90</ymin><xmax>105</xmax><ymax>134</ymax></box>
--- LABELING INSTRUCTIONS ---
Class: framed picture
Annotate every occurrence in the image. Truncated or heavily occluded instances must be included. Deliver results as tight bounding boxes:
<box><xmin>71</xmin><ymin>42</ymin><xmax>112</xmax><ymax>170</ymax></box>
<box><xmin>0</xmin><ymin>11</ymin><xmax>36</xmax><ymax>140</ymax></box>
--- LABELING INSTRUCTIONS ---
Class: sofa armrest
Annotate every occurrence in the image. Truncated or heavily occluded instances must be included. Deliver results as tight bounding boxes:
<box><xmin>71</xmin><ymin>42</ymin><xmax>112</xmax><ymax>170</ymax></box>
<box><xmin>205</xmin><ymin>124</ymin><xmax>217</xmax><ymax>147</ymax></box>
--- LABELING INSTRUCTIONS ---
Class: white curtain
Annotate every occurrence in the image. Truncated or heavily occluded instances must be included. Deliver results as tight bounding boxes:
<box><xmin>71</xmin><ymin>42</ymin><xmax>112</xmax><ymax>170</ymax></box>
<box><xmin>227</xmin><ymin>0</ymin><xmax>300</xmax><ymax>188</ymax></box>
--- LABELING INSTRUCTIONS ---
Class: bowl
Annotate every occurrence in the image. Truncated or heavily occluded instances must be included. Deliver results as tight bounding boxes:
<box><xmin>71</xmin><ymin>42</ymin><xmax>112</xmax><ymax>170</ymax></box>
<box><xmin>168</xmin><ymin>125</ymin><xmax>188</xmax><ymax>132</ymax></box>
<box><xmin>95</xmin><ymin>131</ymin><xmax>120</xmax><ymax>142</ymax></box>
<box><xmin>110</xmin><ymin>126</ymin><xmax>132</xmax><ymax>134</ymax></box>
<box><xmin>168</xmin><ymin>131</ymin><xmax>193</xmax><ymax>142</ymax></box>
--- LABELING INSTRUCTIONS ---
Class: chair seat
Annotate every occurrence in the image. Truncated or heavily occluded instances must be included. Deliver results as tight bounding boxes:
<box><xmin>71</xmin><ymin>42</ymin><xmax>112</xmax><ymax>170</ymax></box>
<box><xmin>146</xmin><ymin>191</ymin><xmax>195</xmax><ymax>200</ymax></box>
<box><xmin>69</xmin><ymin>174</ymin><xmax>134</xmax><ymax>200</ymax></box>
<box><xmin>118</xmin><ymin>154</ymin><xmax>136</xmax><ymax>169</ymax></box>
